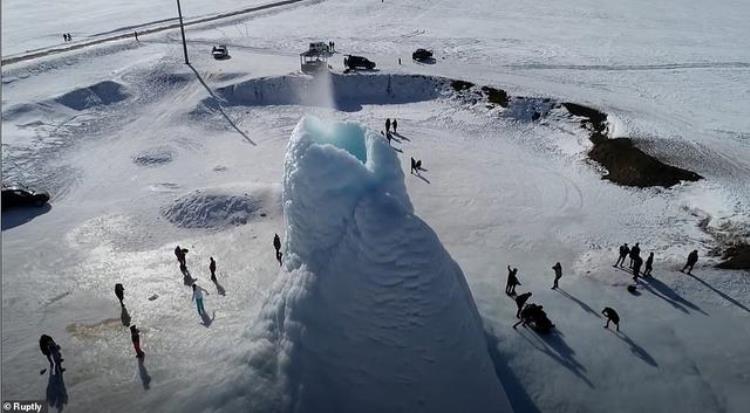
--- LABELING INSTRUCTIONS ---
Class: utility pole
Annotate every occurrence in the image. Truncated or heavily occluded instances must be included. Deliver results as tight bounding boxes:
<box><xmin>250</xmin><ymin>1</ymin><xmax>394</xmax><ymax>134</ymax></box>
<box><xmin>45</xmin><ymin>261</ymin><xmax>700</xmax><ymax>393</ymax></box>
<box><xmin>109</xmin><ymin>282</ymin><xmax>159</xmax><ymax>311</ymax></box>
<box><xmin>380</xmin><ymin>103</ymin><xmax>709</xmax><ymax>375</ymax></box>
<box><xmin>176</xmin><ymin>0</ymin><xmax>189</xmax><ymax>64</ymax></box>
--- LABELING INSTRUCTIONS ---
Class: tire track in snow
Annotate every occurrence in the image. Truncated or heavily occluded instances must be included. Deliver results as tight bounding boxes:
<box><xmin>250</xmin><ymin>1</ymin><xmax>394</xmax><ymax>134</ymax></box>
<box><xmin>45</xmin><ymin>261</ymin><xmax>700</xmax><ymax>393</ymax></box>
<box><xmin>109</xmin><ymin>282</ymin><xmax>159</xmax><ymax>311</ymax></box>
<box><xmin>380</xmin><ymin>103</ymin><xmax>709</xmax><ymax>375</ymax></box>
<box><xmin>507</xmin><ymin>62</ymin><xmax>750</xmax><ymax>72</ymax></box>
<box><xmin>1</xmin><ymin>0</ymin><xmax>321</xmax><ymax>65</ymax></box>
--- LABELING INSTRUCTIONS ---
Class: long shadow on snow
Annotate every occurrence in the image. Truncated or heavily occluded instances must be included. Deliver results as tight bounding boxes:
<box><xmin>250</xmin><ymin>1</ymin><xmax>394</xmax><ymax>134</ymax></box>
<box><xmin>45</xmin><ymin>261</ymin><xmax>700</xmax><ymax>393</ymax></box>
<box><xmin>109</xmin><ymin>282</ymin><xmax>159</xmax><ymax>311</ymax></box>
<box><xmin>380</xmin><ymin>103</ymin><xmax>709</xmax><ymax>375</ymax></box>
<box><xmin>517</xmin><ymin>327</ymin><xmax>595</xmax><ymax>389</ymax></box>
<box><xmin>484</xmin><ymin>329</ymin><xmax>542</xmax><ymax>413</ymax></box>
<box><xmin>555</xmin><ymin>288</ymin><xmax>600</xmax><ymax>318</ymax></box>
<box><xmin>641</xmin><ymin>277</ymin><xmax>708</xmax><ymax>316</ymax></box>
<box><xmin>613</xmin><ymin>331</ymin><xmax>658</xmax><ymax>367</ymax></box>
<box><xmin>138</xmin><ymin>357</ymin><xmax>152</xmax><ymax>390</ymax></box>
<box><xmin>46</xmin><ymin>369</ymin><xmax>69</xmax><ymax>412</ymax></box>
<box><xmin>687</xmin><ymin>273</ymin><xmax>750</xmax><ymax>313</ymax></box>
<box><xmin>187</xmin><ymin>64</ymin><xmax>256</xmax><ymax>145</ymax></box>
<box><xmin>1</xmin><ymin>204</ymin><xmax>52</xmax><ymax>231</ymax></box>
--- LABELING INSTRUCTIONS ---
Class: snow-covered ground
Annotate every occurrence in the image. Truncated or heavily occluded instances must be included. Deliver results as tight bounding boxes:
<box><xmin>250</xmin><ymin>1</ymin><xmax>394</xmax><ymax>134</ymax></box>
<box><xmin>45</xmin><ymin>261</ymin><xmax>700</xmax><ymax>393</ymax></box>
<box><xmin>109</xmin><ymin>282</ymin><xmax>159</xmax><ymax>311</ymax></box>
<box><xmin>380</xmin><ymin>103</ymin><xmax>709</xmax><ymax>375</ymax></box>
<box><xmin>1</xmin><ymin>0</ymin><xmax>278</xmax><ymax>56</ymax></box>
<box><xmin>2</xmin><ymin>0</ymin><xmax>750</xmax><ymax>412</ymax></box>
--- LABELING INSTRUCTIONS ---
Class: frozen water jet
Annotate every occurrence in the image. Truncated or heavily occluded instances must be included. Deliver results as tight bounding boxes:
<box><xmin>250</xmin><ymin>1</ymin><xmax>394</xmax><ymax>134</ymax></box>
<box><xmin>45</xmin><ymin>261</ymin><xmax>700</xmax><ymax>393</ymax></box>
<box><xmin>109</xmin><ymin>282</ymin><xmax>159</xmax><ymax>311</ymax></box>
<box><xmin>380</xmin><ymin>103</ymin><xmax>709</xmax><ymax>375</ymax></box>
<box><xmin>213</xmin><ymin>116</ymin><xmax>513</xmax><ymax>412</ymax></box>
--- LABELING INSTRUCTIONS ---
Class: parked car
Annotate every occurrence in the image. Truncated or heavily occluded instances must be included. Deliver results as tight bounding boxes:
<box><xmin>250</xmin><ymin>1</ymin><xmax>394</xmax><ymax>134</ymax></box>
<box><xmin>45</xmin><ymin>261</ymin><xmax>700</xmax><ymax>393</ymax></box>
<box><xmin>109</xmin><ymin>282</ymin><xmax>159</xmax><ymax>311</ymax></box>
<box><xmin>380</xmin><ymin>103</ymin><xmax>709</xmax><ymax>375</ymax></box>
<box><xmin>412</xmin><ymin>48</ymin><xmax>433</xmax><ymax>62</ymax></box>
<box><xmin>212</xmin><ymin>45</ymin><xmax>229</xmax><ymax>59</ymax></box>
<box><xmin>1</xmin><ymin>185</ymin><xmax>50</xmax><ymax>210</ymax></box>
<box><xmin>344</xmin><ymin>55</ymin><xmax>376</xmax><ymax>70</ymax></box>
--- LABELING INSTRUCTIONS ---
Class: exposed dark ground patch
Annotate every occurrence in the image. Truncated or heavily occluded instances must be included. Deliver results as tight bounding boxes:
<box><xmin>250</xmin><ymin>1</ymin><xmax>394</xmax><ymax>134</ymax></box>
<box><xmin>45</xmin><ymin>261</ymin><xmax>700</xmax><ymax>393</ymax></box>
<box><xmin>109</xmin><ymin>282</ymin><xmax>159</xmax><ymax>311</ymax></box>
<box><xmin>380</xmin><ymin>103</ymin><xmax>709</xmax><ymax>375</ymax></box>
<box><xmin>450</xmin><ymin>80</ymin><xmax>474</xmax><ymax>92</ymax></box>
<box><xmin>588</xmin><ymin>138</ymin><xmax>703</xmax><ymax>188</ymax></box>
<box><xmin>481</xmin><ymin>86</ymin><xmax>509</xmax><ymax>107</ymax></box>
<box><xmin>717</xmin><ymin>244</ymin><xmax>750</xmax><ymax>270</ymax></box>
<box><xmin>562</xmin><ymin>102</ymin><xmax>607</xmax><ymax>143</ymax></box>
<box><xmin>559</xmin><ymin>102</ymin><xmax>702</xmax><ymax>188</ymax></box>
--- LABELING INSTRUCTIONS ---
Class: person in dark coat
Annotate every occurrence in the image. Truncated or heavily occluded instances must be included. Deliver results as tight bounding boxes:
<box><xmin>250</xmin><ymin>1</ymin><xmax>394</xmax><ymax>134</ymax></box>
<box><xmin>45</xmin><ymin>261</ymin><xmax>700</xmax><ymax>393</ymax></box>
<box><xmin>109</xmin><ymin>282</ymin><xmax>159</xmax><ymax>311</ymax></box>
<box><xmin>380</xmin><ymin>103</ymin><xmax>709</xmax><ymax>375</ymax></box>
<box><xmin>415</xmin><ymin>160</ymin><xmax>422</xmax><ymax>171</ymax></box>
<box><xmin>410</xmin><ymin>157</ymin><xmax>417</xmax><ymax>174</ymax></box>
<box><xmin>385</xmin><ymin>118</ymin><xmax>391</xmax><ymax>133</ymax></box>
<box><xmin>602</xmin><ymin>307</ymin><xmax>620</xmax><ymax>331</ymax></box>
<box><xmin>114</xmin><ymin>283</ymin><xmax>125</xmax><ymax>306</ymax></box>
<box><xmin>629</xmin><ymin>243</ymin><xmax>641</xmax><ymax>269</ymax></box>
<box><xmin>514</xmin><ymin>292</ymin><xmax>532</xmax><ymax>318</ymax></box>
<box><xmin>39</xmin><ymin>335</ymin><xmax>55</xmax><ymax>367</ymax></box>
<box><xmin>386</xmin><ymin>131</ymin><xmax>393</xmax><ymax>146</ymax></box>
<box><xmin>551</xmin><ymin>262</ymin><xmax>562</xmax><ymax>289</ymax></box>
<box><xmin>209</xmin><ymin>257</ymin><xmax>217</xmax><ymax>282</ymax></box>
<box><xmin>505</xmin><ymin>266</ymin><xmax>521</xmax><ymax>295</ymax></box>
<box><xmin>393</xmin><ymin>119</ymin><xmax>398</xmax><ymax>133</ymax></box>
<box><xmin>40</xmin><ymin>335</ymin><xmax>64</xmax><ymax>373</ymax></box>
<box><xmin>130</xmin><ymin>325</ymin><xmax>144</xmax><ymax>358</ymax></box>
<box><xmin>174</xmin><ymin>245</ymin><xmax>186</xmax><ymax>266</ymax></box>
<box><xmin>614</xmin><ymin>243</ymin><xmax>629</xmax><ymax>267</ymax></box>
<box><xmin>643</xmin><ymin>252</ymin><xmax>654</xmax><ymax>277</ymax></box>
<box><xmin>681</xmin><ymin>250</ymin><xmax>698</xmax><ymax>275</ymax></box>
<box><xmin>273</xmin><ymin>234</ymin><xmax>282</xmax><ymax>265</ymax></box>
<box><xmin>632</xmin><ymin>255</ymin><xmax>643</xmax><ymax>282</ymax></box>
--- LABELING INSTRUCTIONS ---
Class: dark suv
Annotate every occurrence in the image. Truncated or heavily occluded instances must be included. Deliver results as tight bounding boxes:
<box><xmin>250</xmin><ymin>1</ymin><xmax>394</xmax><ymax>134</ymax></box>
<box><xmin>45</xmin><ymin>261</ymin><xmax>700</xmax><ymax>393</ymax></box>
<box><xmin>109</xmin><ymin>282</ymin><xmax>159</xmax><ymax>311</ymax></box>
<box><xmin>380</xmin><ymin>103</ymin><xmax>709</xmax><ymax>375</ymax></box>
<box><xmin>2</xmin><ymin>185</ymin><xmax>50</xmax><ymax>210</ymax></box>
<box><xmin>344</xmin><ymin>55</ymin><xmax>376</xmax><ymax>70</ymax></box>
<box><xmin>412</xmin><ymin>48</ymin><xmax>434</xmax><ymax>62</ymax></box>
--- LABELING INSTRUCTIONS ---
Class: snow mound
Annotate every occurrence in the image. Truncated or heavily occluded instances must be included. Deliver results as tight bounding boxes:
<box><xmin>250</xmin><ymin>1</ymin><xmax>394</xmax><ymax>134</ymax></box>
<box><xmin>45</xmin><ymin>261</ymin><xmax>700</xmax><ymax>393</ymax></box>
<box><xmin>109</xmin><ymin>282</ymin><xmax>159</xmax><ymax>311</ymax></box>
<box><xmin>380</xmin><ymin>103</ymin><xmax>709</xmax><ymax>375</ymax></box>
<box><xmin>161</xmin><ymin>188</ymin><xmax>270</xmax><ymax>229</ymax></box>
<box><xmin>53</xmin><ymin>80</ymin><xmax>129</xmax><ymax>111</ymax></box>
<box><xmin>230</xmin><ymin>117</ymin><xmax>512</xmax><ymax>412</ymax></box>
<box><xmin>206</xmin><ymin>73</ymin><xmax>444</xmax><ymax>112</ymax></box>
<box><xmin>132</xmin><ymin>147</ymin><xmax>174</xmax><ymax>166</ymax></box>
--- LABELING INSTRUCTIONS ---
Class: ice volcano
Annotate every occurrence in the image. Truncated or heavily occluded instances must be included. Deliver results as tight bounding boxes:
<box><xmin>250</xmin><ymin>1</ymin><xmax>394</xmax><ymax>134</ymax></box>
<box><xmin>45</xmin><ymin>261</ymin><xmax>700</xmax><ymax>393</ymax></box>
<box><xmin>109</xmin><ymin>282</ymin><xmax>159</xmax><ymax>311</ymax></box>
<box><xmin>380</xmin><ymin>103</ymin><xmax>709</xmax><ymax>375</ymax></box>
<box><xmin>239</xmin><ymin>117</ymin><xmax>512</xmax><ymax>412</ymax></box>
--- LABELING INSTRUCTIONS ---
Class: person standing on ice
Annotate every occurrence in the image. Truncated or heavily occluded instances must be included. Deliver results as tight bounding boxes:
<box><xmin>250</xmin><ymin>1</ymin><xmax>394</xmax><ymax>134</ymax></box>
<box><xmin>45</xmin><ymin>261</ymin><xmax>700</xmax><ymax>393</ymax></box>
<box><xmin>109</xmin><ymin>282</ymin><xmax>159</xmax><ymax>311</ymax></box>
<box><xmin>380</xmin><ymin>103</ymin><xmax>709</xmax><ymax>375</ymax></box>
<box><xmin>514</xmin><ymin>292</ymin><xmax>532</xmax><ymax>318</ymax></box>
<box><xmin>385</xmin><ymin>118</ymin><xmax>391</xmax><ymax>133</ymax></box>
<box><xmin>134</xmin><ymin>31</ymin><xmax>139</xmax><ymax>42</ymax></box>
<box><xmin>273</xmin><ymin>233</ymin><xmax>283</xmax><ymax>265</ymax></box>
<box><xmin>114</xmin><ymin>283</ymin><xmax>125</xmax><ymax>306</ymax></box>
<box><xmin>39</xmin><ymin>334</ymin><xmax>64</xmax><ymax>373</ymax></box>
<box><xmin>551</xmin><ymin>262</ymin><xmax>562</xmax><ymax>289</ymax></box>
<box><xmin>174</xmin><ymin>245</ymin><xmax>183</xmax><ymax>265</ymax></box>
<box><xmin>192</xmin><ymin>284</ymin><xmax>210</xmax><ymax>316</ymax></box>
<box><xmin>681</xmin><ymin>250</ymin><xmax>698</xmax><ymax>275</ymax></box>
<box><xmin>632</xmin><ymin>255</ymin><xmax>643</xmax><ymax>282</ymax></box>
<box><xmin>410</xmin><ymin>157</ymin><xmax>417</xmax><ymax>174</ymax></box>
<box><xmin>614</xmin><ymin>243</ymin><xmax>629</xmax><ymax>267</ymax></box>
<box><xmin>209</xmin><ymin>257</ymin><xmax>217</xmax><ymax>282</ymax></box>
<box><xmin>174</xmin><ymin>245</ymin><xmax>188</xmax><ymax>267</ymax></box>
<box><xmin>602</xmin><ymin>307</ymin><xmax>620</xmax><ymax>331</ymax></box>
<box><xmin>643</xmin><ymin>252</ymin><xmax>654</xmax><ymax>277</ymax></box>
<box><xmin>393</xmin><ymin>119</ymin><xmax>398</xmax><ymax>133</ymax></box>
<box><xmin>505</xmin><ymin>266</ymin><xmax>521</xmax><ymax>296</ymax></box>
<box><xmin>629</xmin><ymin>242</ymin><xmax>641</xmax><ymax>269</ymax></box>
<box><xmin>130</xmin><ymin>325</ymin><xmax>145</xmax><ymax>358</ymax></box>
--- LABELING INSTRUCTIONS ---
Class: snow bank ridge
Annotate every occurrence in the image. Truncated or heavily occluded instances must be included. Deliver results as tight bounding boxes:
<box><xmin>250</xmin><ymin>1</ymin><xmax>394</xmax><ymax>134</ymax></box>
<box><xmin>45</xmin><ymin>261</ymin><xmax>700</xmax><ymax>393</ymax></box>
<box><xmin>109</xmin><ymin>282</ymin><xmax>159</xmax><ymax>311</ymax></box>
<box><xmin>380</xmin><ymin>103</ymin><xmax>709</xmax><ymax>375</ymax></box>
<box><xmin>203</xmin><ymin>73</ymin><xmax>443</xmax><ymax>111</ymax></box>
<box><xmin>232</xmin><ymin>116</ymin><xmax>512</xmax><ymax>412</ymax></box>
<box><xmin>53</xmin><ymin>80</ymin><xmax>129</xmax><ymax>111</ymax></box>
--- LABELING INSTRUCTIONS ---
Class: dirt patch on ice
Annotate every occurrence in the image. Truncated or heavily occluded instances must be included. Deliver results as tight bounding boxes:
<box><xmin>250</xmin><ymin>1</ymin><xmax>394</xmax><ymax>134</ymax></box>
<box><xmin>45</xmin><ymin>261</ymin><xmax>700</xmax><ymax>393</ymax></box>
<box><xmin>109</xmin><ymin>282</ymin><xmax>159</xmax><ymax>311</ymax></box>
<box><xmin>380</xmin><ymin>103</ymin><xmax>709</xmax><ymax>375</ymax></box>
<box><xmin>481</xmin><ymin>86</ymin><xmax>509</xmax><ymax>107</ymax></box>
<box><xmin>161</xmin><ymin>189</ymin><xmax>268</xmax><ymax>229</ymax></box>
<box><xmin>588</xmin><ymin>138</ymin><xmax>703</xmax><ymax>188</ymax></box>
<box><xmin>562</xmin><ymin>102</ymin><xmax>608</xmax><ymax>143</ymax></box>
<box><xmin>132</xmin><ymin>147</ymin><xmax>174</xmax><ymax>166</ymax></box>
<box><xmin>717</xmin><ymin>244</ymin><xmax>750</xmax><ymax>270</ymax></box>
<box><xmin>558</xmin><ymin>102</ymin><xmax>702</xmax><ymax>187</ymax></box>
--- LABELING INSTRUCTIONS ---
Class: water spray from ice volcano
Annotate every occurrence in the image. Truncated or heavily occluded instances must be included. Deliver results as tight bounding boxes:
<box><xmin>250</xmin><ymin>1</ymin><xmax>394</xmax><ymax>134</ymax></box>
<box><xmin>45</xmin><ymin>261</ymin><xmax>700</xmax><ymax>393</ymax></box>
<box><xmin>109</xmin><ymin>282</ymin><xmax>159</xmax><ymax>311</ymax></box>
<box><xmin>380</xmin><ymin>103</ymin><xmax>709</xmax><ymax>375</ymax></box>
<box><xmin>221</xmin><ymin>117</ymin><xmax>512</xmax><ymax>412</ymax></box>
